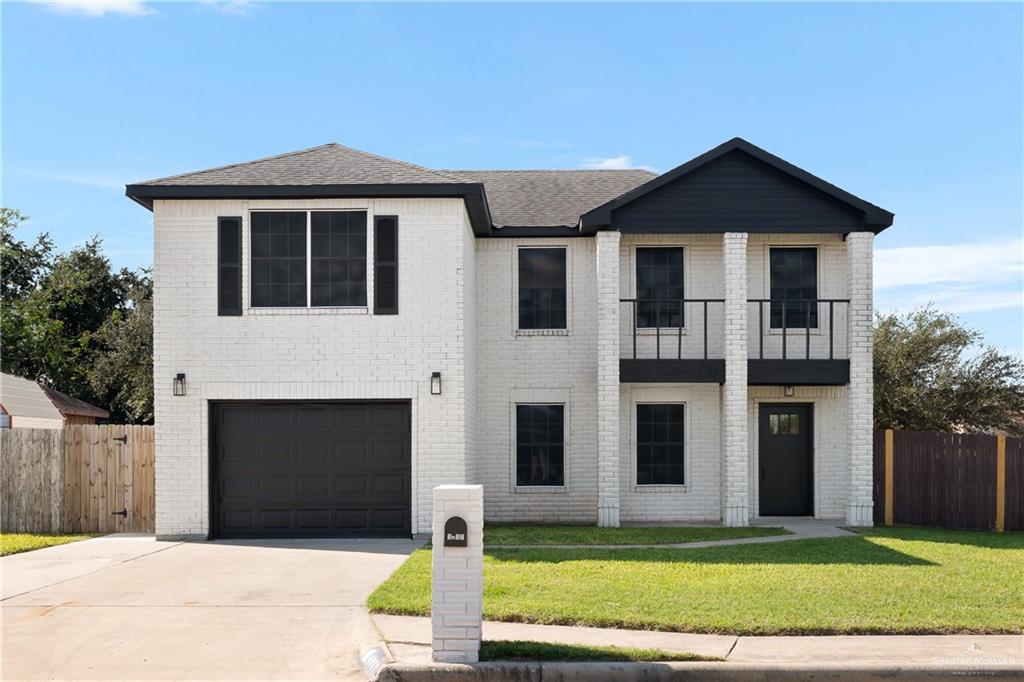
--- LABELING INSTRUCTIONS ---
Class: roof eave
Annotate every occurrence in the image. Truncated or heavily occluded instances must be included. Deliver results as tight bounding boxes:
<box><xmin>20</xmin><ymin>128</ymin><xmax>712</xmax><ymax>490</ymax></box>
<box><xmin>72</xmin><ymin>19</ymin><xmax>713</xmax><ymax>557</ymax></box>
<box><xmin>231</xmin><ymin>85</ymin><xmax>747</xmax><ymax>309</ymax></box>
<box><xmin>125</xmin><ymin>182</ymin><xmax>494</xmax><ymax>236</ymax></box>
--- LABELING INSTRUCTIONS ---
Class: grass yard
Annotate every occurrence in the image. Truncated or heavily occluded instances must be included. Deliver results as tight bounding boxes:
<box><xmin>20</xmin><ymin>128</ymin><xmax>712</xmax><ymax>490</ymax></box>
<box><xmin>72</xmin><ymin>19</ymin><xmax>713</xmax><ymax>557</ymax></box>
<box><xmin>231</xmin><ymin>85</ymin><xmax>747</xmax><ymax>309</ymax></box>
<box><xmin>483</xmin><ymin>524</ymin><xmax>788</xmax><ymax>546</ymax></box>
<box><xmin>0</xmin><ymin>532</ymin><xmax>101</xmax><ymax>556</ymax></box>
<box><xmin>480</xmin><ymin>640</ymin><xmax>717</xmax><ymax>662</ymax></box>
<box><xmin>368</xmin><ymin>527</ymin><xmax>1024</xmax><ymax>635</ymax></box>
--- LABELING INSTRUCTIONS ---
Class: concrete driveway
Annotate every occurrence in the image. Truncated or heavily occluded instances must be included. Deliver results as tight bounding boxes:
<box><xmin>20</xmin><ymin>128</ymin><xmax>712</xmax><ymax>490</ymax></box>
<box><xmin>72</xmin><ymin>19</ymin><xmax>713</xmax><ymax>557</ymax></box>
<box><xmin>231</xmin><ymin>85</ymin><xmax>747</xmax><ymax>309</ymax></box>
<box><xmin>2</xmin><ymin>533</ymin><xmax>423</xmax><ymax>681</ymax></box>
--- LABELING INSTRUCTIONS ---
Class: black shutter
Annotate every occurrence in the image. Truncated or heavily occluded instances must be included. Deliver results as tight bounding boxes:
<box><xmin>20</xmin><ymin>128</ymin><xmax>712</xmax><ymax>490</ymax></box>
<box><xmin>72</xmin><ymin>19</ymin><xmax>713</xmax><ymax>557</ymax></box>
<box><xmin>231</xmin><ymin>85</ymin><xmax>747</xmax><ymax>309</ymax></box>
<box><xmin>217</xmin><ymin>217</ymin><xmax>242</xmax><ymax>316</ymax></box>
<box><xmin>374</xmin><ymin>215</ymin><xmax>398</xmax><ymax>315</ymax></box>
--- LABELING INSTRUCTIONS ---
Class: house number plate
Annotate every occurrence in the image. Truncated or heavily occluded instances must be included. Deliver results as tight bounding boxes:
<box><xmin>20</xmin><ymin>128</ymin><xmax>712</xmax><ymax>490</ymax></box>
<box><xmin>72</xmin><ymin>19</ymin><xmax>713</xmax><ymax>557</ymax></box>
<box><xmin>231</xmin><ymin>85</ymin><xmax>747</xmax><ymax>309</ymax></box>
<box><xmin>443</xmin><ymin>516</ymin><xmax>467</xmax><ymax>547</ymax></box>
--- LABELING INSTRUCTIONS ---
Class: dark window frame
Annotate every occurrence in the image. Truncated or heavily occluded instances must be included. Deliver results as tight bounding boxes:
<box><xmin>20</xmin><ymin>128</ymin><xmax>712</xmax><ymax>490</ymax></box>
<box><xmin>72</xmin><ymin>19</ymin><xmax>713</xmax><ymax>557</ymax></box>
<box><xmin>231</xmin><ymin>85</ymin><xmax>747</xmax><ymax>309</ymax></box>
<box><xmin>517</xmin><ymin>246</ymin><xmax>568</xmax><ymax>331</ymax></box>
<box><xmin>635</xmin><ymin>246</ymin><xmax>685</xmax><ymax>329</ymax></box>
<box><xmin>514</xmin><ymin>403</ymin><xmax>566</xmax><ymax>488</ymax></box>
<box><xmin>248</xmin><ymin>209</ymin><xmax>369</xmax><ymax>310</ymax></box>
<box><xmin>635</xmin><ymin>403</ymin><xmax>685</xmax><ymax>486</ymax></box>
<box><xmin>768</xmin><ymin>246</ymin><xmax>819</xmax><ymax>329</ymax></box>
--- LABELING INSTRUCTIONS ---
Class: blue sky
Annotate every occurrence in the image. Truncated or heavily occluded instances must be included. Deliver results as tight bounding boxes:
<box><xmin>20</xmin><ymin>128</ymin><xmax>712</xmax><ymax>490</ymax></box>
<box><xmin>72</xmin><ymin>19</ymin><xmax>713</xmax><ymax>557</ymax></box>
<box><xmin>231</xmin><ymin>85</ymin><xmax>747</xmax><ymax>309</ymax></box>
<box><xmin>3</xmin><ymin>1</ymin><xmax>1022</xmax><ymax>352</ymax></box>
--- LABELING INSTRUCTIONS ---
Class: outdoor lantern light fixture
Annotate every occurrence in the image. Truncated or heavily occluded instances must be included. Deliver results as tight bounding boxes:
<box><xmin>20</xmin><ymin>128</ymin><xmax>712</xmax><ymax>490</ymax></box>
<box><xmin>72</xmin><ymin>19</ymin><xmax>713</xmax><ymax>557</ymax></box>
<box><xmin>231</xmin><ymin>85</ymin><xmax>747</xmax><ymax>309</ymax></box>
<box><xmin>784</xmin><ymin>385</ymin><xmax>795</xmax><ymax>397</ymax></box>
<box><xmin>430</xmin><ymin>372</ymin><xmax>442</xmax><ymax>396</ymax></box>
<box><xmin>173</xmin><ymin>373</ymin><xmax>187</xmax><ymax>397</ymax></box>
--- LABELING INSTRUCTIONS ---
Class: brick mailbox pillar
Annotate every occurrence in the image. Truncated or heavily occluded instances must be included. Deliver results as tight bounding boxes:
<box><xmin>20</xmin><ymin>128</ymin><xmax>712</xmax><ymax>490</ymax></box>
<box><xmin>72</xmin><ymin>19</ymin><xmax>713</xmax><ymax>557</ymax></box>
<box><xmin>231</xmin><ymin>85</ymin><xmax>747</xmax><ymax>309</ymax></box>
<box><xmin>431</xmin><ymin>485</ymin><xmax>483</xmax><ymax>663</ymax></box>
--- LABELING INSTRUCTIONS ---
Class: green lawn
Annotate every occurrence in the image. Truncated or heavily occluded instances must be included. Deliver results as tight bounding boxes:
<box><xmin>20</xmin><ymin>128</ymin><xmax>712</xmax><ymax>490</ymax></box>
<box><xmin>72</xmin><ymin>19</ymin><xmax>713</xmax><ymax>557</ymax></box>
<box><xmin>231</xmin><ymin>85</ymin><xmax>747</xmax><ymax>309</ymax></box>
<box><xmin>0</xmin><ymin>532</ymin><xmax>101</xmax><ymax>556</ymax></box>
<box><xmin>368</xmin><ymin>527</ymin><xmax>1024</xmax><ymax>635</ymax></box>
<box><xmin>480</xmin><ymin>640</ymin><xmax>717</xmax><ymax>662</ymax></box>
<box><xmin>483</xmin><ymin>524</ymin><xmax>788</xmax><ymax>546</ymax></box>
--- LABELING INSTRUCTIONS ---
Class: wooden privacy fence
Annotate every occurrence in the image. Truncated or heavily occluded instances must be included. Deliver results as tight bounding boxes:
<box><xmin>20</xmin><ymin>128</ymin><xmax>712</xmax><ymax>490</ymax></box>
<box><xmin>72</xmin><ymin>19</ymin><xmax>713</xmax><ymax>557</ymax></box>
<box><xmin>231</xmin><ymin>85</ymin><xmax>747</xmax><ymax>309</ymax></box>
<box><xmin>872</xmin><ymin>429</ymin><xmax>1023</xmax><ymax>532</ymax></box>
<box><xmin>0</xmin><ymin>425</ymin><xmax>154</xmax><ymax>533</ymax></box>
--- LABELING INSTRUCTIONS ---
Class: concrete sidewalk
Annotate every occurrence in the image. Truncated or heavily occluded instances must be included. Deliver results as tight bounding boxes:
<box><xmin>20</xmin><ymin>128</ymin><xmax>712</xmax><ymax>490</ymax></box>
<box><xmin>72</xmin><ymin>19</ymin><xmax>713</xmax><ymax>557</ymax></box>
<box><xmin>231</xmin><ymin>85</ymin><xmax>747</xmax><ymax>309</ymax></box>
<box><xmin>371</xmin><ymin>613</ymin><xmax>1024</xmax><ymax>668</ymax></box>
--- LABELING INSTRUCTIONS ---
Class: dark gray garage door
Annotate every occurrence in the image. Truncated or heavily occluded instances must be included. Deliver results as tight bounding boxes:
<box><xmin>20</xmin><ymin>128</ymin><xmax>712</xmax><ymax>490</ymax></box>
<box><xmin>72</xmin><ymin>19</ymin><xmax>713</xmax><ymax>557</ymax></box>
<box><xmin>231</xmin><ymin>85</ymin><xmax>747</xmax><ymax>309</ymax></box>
<box><xmin>211</xmin><ymin>401</ymin><xmax>411</xmax><ymax>538</ymax></box>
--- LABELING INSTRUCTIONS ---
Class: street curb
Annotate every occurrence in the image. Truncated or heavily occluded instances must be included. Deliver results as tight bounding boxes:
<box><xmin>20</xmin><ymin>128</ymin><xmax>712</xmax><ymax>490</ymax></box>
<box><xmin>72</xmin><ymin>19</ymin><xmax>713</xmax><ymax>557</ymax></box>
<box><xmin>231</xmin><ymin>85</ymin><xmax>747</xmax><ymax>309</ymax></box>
<box><xmin>375</xmin><ymin>661</ymin><xmax>1024</xmax><ymax>681</ymax></box>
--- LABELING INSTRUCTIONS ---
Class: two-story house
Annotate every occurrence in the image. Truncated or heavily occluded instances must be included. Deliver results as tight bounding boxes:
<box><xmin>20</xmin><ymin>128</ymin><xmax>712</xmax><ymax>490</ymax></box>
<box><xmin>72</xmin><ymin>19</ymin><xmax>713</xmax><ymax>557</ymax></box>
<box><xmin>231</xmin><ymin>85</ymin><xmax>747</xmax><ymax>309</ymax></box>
<box><xmin>126</xmin><ymin>137</ymin><xmax>893</xmax><ymax>539</ymax></box>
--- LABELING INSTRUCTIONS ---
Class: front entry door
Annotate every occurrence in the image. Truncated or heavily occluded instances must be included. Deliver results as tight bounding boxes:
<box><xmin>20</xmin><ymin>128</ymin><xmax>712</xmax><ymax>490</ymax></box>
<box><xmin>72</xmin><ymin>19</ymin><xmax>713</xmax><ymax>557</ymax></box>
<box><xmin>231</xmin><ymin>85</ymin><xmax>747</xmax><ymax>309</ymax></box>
<box><xmin>758</xmin><ymin>403</ymin><xmax>813</xmax><ymax>516</ymax></box>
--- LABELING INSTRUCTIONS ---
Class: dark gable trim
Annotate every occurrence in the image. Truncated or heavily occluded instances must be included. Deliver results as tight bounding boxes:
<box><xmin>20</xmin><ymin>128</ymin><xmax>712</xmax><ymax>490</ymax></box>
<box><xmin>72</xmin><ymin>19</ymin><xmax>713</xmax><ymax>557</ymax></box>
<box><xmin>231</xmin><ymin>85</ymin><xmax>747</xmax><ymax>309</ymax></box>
<box><xmin>481</xmin><ymin>226</ymin><xmax>586</xmax><ymax>239</ymax></box>
<box><xmin>580</xmin><ymin>137</ymin><xmax>894</xmax><ymax>235</ymax></box>
<box><xmin>126</xmin><ymin>182</ymin><xmax>494</xmax><ymax>237</ymax></box>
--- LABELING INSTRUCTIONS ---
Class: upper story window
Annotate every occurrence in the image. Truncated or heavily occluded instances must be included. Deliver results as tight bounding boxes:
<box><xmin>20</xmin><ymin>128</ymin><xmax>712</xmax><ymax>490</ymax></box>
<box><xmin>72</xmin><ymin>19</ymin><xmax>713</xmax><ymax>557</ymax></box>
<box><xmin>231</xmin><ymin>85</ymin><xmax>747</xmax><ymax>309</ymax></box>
<box><xmin>515</xmin><ymin>403</ymin><xmax>565</xmax><ymax>487</ymax></box>
<box><xmin>636</xmin><ymin>403</ymin><xmax>685</xmax><ymax>485</ymax></box>
<box><xmin>769</xmin><ymin>247</ymin><xmax>817</xmax><ymax>328</ymax></box>
<box><xmin>518</xmin><ymin>247</ymin><xmax>566</xmax><ymax>330</ymax></box>
<box><xmin>636</xmin><ymin>247</ymin><xmax>684</xmax><ymax>329</ymax></box>
<box><xmin>250</xmin><ymin>210</ymin><xmax>366</xmax><ymax>308</ymax></box>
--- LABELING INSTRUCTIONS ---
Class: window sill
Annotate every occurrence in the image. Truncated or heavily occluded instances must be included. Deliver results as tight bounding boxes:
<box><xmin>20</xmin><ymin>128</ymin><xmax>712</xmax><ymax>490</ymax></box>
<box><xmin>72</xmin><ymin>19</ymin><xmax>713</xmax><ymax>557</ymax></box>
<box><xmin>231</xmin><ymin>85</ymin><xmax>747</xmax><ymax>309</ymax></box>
<box><xmin>632</xmin><ymin>484</ymin><xmax>688</xmax><ymax>493</ymax></box>
<box><xmin>634</xmin><ymin>328</ymin><xmax>690</xmax><ymax>337</ymax></box>
<box><xmin>765</xmin><ymin>327</ymin><xmax>823</xmax><ymax>336</ymax></box>
<box><xmin>247</xmin><ymin>307</ymin><xmax>369</xmax><ymax>316</ymax></box>
<box><xmin>512</xmin><ymin>485</ymin><xmax>568</xmax><ymax>494</ymax></box>
<box><xmin>516</xmin><ymin>329</ymin><xmax>570</xmax><ymax>337</ymax></box>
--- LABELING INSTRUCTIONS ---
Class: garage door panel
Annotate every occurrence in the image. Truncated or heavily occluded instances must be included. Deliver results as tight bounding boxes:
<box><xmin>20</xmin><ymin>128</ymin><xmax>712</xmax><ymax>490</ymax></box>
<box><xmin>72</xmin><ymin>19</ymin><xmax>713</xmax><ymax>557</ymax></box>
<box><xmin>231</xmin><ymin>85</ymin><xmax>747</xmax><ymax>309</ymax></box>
<box><xmin>213</xmin><ymin>401</ymin><xmax>410</xmax><ymax>538</ymax></box>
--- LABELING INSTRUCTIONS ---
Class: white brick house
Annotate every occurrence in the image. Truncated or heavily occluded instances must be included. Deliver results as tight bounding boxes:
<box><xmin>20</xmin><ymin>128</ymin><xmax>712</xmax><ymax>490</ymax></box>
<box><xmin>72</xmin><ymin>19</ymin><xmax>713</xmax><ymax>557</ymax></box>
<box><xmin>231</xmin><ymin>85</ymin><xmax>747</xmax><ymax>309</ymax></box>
<box><xmin>126</xmin><ymin>138</ymin><xmax>893</xmax><ymax>539</ymax></box>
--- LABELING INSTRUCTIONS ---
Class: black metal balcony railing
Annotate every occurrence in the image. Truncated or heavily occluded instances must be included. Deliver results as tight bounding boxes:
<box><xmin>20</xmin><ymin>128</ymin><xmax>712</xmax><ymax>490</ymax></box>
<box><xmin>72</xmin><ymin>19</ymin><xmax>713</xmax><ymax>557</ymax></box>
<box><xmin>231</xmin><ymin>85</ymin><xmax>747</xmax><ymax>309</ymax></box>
<box><xmin>620</xmin><ymin>298</ymin><xmax>724</xmax><ymax>360</ymax></box>
<box><xmin>747</xmin><ymin>299</ymin><xmax>850</xmax><ymax>361</ymax></box>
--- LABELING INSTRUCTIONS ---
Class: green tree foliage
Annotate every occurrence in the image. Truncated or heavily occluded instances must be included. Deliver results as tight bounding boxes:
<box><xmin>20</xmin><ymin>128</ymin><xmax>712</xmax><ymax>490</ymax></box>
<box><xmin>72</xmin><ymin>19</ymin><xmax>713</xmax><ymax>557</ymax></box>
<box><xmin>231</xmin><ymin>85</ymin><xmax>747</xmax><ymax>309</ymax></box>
<box><xmin>874</xmin><ymin>306</ymin><xmax>1024</xmax><ymax>434</ymax></box>
<box><xmin>1</xmin><ymin>209</ymin><xmax>153</xmax><ymax>423</ymax></box>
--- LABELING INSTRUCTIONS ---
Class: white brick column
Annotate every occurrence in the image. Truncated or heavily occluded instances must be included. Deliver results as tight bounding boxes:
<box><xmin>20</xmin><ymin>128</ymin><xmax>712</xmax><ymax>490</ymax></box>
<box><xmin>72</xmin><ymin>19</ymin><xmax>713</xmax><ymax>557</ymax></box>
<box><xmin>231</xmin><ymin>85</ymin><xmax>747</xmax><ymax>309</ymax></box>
<box><xmin>722</xmin><ymin>233</ymin><xmax>750</xmax><ymax>526</ymax></box>
<box><xmin>596</xmin><ymin>230</ymin><xmax>621</xmax><ymax>527</ymax></box>
<box><xmin>431</xmin><ymin>485</ymin><xmax>483</xmax><ymax>663</ymax></box>
<box><xmin>846</xmin><ymin>232</ymin><xmax>874</xmax><ymax>526</ymax></box>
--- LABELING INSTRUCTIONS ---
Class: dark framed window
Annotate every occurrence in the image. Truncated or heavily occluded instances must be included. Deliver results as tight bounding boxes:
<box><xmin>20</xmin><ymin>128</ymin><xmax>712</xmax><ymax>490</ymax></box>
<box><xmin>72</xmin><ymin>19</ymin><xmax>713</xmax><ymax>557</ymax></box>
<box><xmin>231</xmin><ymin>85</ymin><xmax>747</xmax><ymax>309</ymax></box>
<box><xmin>250</xmin><ymin>211</ymin><xmax>307</xmax><ymax>307</ymax></box>
<box><xmin>768</xmin><ymin>412</ymin><xmax>801</xmax><ymax>435</ymax></box>
<box><xmin>636</xmin><ymin>247</ymin><xmax>684</xmax><ymax>328</ymax></box>
<box><xmin>515</xmin><ymin>404</ymin><xmax>565</xmax><ymax>487</ymax></box>
<box><xmin>311</xmin><ymin>211</ymin><xmax>367</xmax><ymax>307</ymax></box>
<box><xmin>518</xmin><ymin>248</ymin><xmax>566</xmax><ymax>330</ymax></box>
<box><xmin>769</xmin><ymin>247</ymin><xmax>818</xmax><ymax>328</ymax></box>
<box><xmin>636</xmin><ymin>404</ymin><xmax>684</xmax><ymax>485</ymax></box>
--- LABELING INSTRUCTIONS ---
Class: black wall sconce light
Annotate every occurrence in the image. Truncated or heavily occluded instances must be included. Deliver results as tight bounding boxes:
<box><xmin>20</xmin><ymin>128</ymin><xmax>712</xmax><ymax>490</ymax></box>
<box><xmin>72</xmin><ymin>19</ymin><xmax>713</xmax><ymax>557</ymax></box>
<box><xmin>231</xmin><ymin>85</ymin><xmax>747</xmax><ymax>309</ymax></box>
<box><xmin>173</xmin><ymin>373</ymin><xmax>187</xmax><ymax>397</ymax></box>
<box><xmin>430</xmin><ymin>372</ymin><xmax>442</xmax><ymax>396</ymax></box>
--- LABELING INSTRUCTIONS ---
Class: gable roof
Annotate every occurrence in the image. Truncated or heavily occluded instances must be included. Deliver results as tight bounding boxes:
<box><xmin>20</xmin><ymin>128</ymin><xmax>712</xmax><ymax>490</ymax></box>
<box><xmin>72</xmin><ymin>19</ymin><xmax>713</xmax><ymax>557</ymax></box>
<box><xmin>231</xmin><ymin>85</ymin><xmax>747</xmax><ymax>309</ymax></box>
<box><xmin>445</xmin><ymin>169</ymin><xmax>655</xmax><ymax>229</ymax></box>
<box><xmin>126</xmin><ymin>138</ymin><xmax>893</xmax><ymax>235</ymax></box>
<box><xmin>0</xmin><ymin>373</ymin><xmax>64</xmax><ymax>422</ymax></box>
<box><xmin>42</xmin><ymin>386</ymin><xmax>110</xmax><ymax>419</ymax></box>
<box><xmin>580</xmin><ymin>137</ymin><xmax>894</xmax><ymax>233</ymax></box>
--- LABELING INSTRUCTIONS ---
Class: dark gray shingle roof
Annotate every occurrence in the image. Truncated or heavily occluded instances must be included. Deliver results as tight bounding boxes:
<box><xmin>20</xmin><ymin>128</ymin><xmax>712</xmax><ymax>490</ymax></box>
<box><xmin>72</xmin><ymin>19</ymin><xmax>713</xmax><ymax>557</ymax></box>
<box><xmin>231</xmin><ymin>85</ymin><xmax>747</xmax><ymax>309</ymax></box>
<box><xmin>42</xmin><ymin>385</ymin><xmax>109</xmax><ymax>419</ymax></box>
<box><xmin>136</xmin><ymin>143</ymin><xmax>464</xmax><ymax>186</ymax></box>
<box><xmin>446</xmin><ymin>169</ymin><xmax>656</xmax><ymax>228</ymax></box>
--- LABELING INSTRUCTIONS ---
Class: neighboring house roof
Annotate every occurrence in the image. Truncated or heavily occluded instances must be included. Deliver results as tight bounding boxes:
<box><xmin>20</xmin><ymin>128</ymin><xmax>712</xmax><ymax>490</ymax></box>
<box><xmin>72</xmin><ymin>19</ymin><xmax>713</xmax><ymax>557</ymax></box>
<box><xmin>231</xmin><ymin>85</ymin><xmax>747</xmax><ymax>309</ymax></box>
<box><xmin>126</xmin><ymin>137</ymin><xmax>893</xmax><ymax>235</ymax></box>
<box><xmin>444</xmin><ymin>170</ymin><xmax>655</xmax><ymax>229</ymax></box>
<box><xmin>42</xmin><ymin>386</ymin><xmax>110</xmax><ymax>420</ymax></box>
<box><xmin>0</xmin><ymin>373</ymin><xmax>64</xmax><ymax>422</ymax></box>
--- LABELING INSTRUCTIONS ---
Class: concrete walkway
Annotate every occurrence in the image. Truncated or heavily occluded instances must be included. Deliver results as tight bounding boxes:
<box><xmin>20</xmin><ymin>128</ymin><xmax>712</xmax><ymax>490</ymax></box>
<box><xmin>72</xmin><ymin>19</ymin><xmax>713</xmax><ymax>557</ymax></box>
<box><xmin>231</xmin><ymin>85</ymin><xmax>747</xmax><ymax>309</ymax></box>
<box><xmin>372</xmin><ymin>614</ymin><xmax>1024</xmax><ymax>668</ymax></box>
<box><xmin>3</xmin><ymin>533</ymin><xmax>425</xmax><ymax>680</ymax></box>
<box><xmin>490</xmin><ymin>517</ymin><xmax>854</xmax><ymax>550</ymax></box>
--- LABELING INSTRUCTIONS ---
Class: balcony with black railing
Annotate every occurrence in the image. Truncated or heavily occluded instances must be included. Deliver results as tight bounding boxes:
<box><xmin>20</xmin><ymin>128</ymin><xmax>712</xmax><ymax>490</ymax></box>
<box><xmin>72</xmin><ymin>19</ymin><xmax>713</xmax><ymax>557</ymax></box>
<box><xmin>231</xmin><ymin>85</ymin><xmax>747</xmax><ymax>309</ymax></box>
<box><xmin>619</xmin><ymin>297</ymin><xmax>851</xmax><ymax>385</ymax></box>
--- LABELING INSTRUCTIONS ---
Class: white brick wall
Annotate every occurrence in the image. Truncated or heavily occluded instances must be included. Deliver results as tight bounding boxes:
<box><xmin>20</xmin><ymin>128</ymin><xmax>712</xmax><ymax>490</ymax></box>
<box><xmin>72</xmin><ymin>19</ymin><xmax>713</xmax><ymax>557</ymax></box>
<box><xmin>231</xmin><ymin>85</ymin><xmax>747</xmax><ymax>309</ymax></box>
<box><xmin>846</xmin><ymin>231</ymin><xmax>874</xmax><ymax>525</ymax></box>
<box><xmin>152</xmin><ymin>198</ymin><xmax>473</xmax><ymax>537</ymax></box>
<box><xmin>152</xmin><ymin>193</ymin><xmax>873</xmax><ymax>531</ymax></box>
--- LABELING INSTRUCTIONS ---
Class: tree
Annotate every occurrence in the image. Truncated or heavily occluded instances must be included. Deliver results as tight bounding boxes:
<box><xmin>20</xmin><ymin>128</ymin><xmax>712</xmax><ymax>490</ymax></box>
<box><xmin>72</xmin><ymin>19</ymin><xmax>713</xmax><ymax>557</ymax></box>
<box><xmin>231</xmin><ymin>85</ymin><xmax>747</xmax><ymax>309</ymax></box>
<box><xmin>88</xmin><ymin>278</ymin><xmax>154</xmax><ymax>423</ymax></box>
<box><xmin>1</xmin><ymin>208</ymin><xmax>153</xmax><ymax>423</ymax></box>
<box><xmin>874</xmin><ymin>306</ymin><xmax>1024</xmax><ymax>434</ymax></box>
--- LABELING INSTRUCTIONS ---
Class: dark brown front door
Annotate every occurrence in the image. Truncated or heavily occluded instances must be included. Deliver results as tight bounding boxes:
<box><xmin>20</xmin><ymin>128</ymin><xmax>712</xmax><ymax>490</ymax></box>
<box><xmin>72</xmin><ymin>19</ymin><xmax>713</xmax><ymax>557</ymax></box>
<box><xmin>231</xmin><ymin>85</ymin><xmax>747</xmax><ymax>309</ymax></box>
<box><xmin>758</xmin><ymin>403</ymin><xmax>813</xmax><ymax>516</ymax></box>
<box><xmin>211</xmin><ymin>401</ymin><xmax>411</xmax><ymax>538</ymax></box>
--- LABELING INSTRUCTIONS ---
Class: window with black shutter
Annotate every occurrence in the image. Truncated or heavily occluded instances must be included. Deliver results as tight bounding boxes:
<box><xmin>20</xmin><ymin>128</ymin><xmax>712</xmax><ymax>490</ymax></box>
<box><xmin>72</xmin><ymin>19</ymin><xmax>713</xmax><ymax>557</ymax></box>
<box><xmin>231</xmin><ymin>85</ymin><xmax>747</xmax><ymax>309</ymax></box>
<box><xmin>515</xmin><ymin>404</ymin><xmax>565</xmax><ymax>487</ymax></box>
<box><xmin>517</xmin><ymin>247</ymin><xmax>567</xmax><ymax>330</ymax></box>
<box><xmin>374</xmin><ymin>216</ymin><xmax>398</xmax><ymax>315</ymax></box>
<box><xmin>636</xmin><ymin>247</ymin><xmax>684</xmax><ymax>328</ymax></box>
<box><xmin>311</xmin><ymin>211</ymin><xmax>367</xmax><ymax>307</ymax></box>
<box><xmin>250</xmin><ymin>211</ymin><xmax>307</xmax><ymax>307</ymax></box>
<box><xmin>217</xmin><ymin>216</ymin><xmax>242</xmax><ymax>316</ymax></box>
<box><xmin>769</xmin><ymin>247</ymin><xmax>818</xmax><ymax>328</ymax></box>
<box><xmin>636</xmin><ymin>404</ymin><xmax>685</xmax><ymax>485</ymax></box>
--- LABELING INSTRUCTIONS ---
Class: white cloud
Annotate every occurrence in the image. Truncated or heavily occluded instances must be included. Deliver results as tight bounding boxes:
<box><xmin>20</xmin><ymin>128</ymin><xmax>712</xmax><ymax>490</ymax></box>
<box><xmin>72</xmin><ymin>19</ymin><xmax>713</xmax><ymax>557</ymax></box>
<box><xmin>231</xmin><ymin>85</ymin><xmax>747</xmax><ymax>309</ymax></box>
<box><xmin>198</xmin><ymin>0</ymin><xmax>257</xmax><ymax>17</ymax></box>
<box><xmin>874</xmin><ymin>239</ymin><xmax>1023</xmax><ymax>314</ymax></box>
<box><xmin>580</xmin><ymin>155</ymin><xmax>656</xmax><ymax>172</ymax></box>
<box><xmin>35</xmin><ymin>1</ymin><xmax>154</xmax><ymax>16</ymax></box>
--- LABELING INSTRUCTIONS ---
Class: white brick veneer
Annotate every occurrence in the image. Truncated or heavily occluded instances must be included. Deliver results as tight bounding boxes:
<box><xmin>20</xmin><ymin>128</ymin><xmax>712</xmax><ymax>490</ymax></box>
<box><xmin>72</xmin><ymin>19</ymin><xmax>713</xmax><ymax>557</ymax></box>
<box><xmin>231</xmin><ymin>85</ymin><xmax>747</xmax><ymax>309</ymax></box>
<box><xmin>152</xmin><ymin>198</ymin><xmax>473</xmax><ymax>537</ymax></box>
<box><xmin>845</xmin><ymin>231</ymin><xmax>874</xmax><ymax>525</ymax></box>
<box><xmin>721</xmin><ymin>233</ymin><xmax>750</xmax><ymax>526</ymax></box>
<box><xmin>596</xmin><ymin>231</ymin><xmax>621</xmax><ymax>527</ymax></box>
<box><xmin>431</xmin><ymin>485</ymin><xmax>483</xmax><ymax>663</ymax></box>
